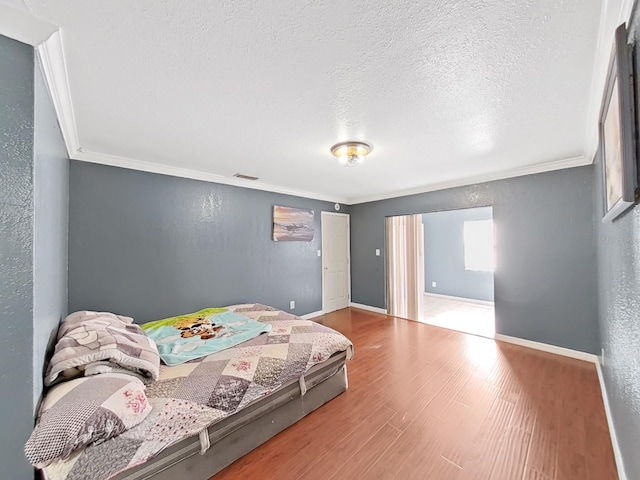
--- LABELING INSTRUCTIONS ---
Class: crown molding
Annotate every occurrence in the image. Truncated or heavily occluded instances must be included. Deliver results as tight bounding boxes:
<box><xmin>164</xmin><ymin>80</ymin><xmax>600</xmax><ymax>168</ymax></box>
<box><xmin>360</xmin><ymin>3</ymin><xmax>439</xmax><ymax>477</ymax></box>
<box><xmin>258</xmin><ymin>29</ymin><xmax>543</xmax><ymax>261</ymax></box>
<box><xmin>0</xmin><ymin>4</ymin><xmax>79</xmax><ymax>157</ymax></box>
<box><xmin>1</xmin><ymin>8</ymin><xmax>349</xmax><ymax>204</ymax></box>
<box><xmin>583</xmin><ymin>1</ymin><xmax>611</xmax><ymax>161</ymax></box>
<box><xmin>0</xmin><ymin>3</ymin><xmax>57</xmax><ymax>46</ymax></box>
<box><xmin>583</xmin><ymin>0</ymin><xmax>637</xmax><ymax>162</ymax></box>
<box><xmin>34</xmin><ymin>29</ymin><xmax>349</xmax><ymax>203</ymax></box>
<box><xmin>37</xmin><ymin>30</ymin><xmax>80</xmax><ymax>156</ymax></box>
<box><xmin>73</xmin><ymin>148</ymin><xmax>350</xmax><ymax>204</ymax></box>
<box><xmin>71</xmin><ymin>151</ymin><xmax>589</xmax><ymax>207</ymax></box>
<box><xmin>346</xmin><ymin>155</ymin><xmax>591</xmax><ymax>205</ymax></box>
<box><xmin>620</xmin><ymin>0</ymin><xmax>637</xmax><ymax>34</ymax></box>
<box><xmin>0</xmin><ymin>4</ymin><xmax>613</xmax><ymax>206</ymax></box>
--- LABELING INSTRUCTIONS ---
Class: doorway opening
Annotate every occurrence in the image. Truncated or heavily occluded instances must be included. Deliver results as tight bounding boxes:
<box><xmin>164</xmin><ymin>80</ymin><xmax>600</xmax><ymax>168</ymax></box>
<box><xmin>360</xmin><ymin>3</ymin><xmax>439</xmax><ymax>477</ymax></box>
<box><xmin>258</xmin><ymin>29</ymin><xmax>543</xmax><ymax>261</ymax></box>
<box><xmin>386</xmin><ymin>207</ymin><xmax>495</xmax><ymax>338</ymax></box>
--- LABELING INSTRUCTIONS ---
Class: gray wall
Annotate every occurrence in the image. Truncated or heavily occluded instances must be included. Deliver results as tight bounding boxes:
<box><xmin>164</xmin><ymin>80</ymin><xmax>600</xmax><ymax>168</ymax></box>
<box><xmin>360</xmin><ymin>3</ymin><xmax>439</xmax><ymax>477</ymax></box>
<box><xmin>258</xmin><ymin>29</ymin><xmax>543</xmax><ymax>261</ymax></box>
<box><xmin>0</xmin><ymin>35</ymin><xmax>36</xmax><ymax>480</ymax></box>
<box><xmin>351</xmin><ymin>166</ymin><xmax>599</xmax><ymax>354</ymax></box>
<box><xmin>592</xmin><ymin>8</ymin><xmax>640</xmax><ymax>478</ymax></box>
<box><xmin>32</xmin><ymin>56</ymin><xmax>69</xmax><ymax>410</ymax></box>
<box><xmin>68</xmin><ymin>162</ymin><xmax>348</xmax><ymax>322</ymax></box>
<box><xmin>422</xmin><ymin>207</ymin><xmax>494</xmax><ymax>302</ymax></box>
<box><xmin>0</xmin><ymin>36</ymin><xmax>69</xmax><ymax>478</ymax></box>
<box><xmin>594</xmin><ymin>148</ymin><xmax>639</xmax><ymax>480</ymax></box>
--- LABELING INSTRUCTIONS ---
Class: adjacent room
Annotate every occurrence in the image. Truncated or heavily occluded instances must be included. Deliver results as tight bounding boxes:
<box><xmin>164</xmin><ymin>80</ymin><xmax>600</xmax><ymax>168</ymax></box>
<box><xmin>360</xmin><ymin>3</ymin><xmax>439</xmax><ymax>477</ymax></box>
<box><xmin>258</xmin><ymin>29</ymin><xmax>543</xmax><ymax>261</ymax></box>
<box><xmin>422</xmin><ymin>207</ymin><xmax>496</xmax><ymax>338</ymax></box>
<box><xmin>1</xmin><ymin>1</ymin><xmax>639</xmax><ymax>479</ymax></box>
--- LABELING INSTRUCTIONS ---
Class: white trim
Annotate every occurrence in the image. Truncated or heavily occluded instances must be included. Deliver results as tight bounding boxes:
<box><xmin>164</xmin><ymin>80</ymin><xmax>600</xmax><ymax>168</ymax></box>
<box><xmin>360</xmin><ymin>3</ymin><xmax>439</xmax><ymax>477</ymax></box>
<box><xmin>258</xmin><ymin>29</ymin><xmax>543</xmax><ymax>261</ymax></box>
<box><xmin>74</xmin><ymin>149</ymin><xmax>349</xmax><ymax>203</ymax></box>
<box><xmin>584</xmin><ymin>0</ymin><xmax>614</xmax><ymax>163</ymax></box>
<box><xmin>301</xmin><ymin>311</ymin><xmax>323</xmax><ymax>320</ymax></box>
<box><xmin>1</xmin><ymin>4</ymin><xmax>629</xmax><ymax>206</ymax></box>
<box><xmin>321</xmin><ymin>212</ymin><xmax>351</xmax><ymax>313</ymax></box>
<box><xmin>596</xmin><ymin>361</ymin><xmax>628</xmax><ymax>480</ymax></box>
<box><xmin>348</xmin><ymin>302</ymin><xmax>387</xmax><ymax>315</ymax></box>
<box><xmin>0</xmin><ymin>3</ymin><xmax>58</xmax><ymax>46</ymax></box>
<box><xmin>0</xmin><ymin>8</ymin><xmax>348</xmax><ymax>204</ymax></box>
<box><xmin>0</xmin><ymin>6</ymin><xmax>352</xmax><ymax>204</ymax></box>
<box><xmin>0</xmin><ymin>7</ymin><xmax>598</xmax><ymax>206</ymax></box>
<box><xmin>347</xmin><ymin>156</ymin><xmax>589</xmax><ymax>204</ymax></box>
<box><xmin>584</xmin><ymin>0</ymin><xmax>637</xmax><ymax>165</ymax></box>
<box><xmin>494</xmin><ymin>334</ymin><xmax>598</xmax><ymax>363</ymax></box>
<box><xmin>73</xmin><ymin>149</ymin><xmax>589</xmax><ymax>207</ymax></box>
<box><xmin>37</xmin><ymin>31</ymin><xmax>81</xmax><ymax>158</ymax></box>
<box><xmin>620</xmin><ymin>0</ymin><xmax>636</xmax><ymax>27</ymax></box>
<box><xmin>423</xmin><ymin>292</ymin><xmax>494</xmax><ymax>307</ymax></box>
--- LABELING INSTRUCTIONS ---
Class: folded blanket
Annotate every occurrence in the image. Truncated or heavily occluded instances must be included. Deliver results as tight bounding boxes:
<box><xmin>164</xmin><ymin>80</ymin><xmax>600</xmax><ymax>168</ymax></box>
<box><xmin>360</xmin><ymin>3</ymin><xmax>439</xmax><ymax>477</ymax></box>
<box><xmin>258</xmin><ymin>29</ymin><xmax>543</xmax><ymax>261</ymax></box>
<box><xmin>142</xmin><ymin>309</ymin><xmax>272</xmax><ymax>365</ymax></box>
<box><xmin>45</xmin><ymin>311</ymin><xmax>161</xmax><ymax>386</ymax></box>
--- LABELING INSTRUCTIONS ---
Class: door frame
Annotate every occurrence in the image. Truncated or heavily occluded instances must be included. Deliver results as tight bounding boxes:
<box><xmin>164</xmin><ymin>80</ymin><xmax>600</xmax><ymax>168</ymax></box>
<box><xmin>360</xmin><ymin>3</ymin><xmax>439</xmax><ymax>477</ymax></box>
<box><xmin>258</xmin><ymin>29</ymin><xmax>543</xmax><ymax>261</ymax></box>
<box><xmin>321</xmin><ymin>211</ymin><xmax>351</xmax><ymax>313</ymax></box>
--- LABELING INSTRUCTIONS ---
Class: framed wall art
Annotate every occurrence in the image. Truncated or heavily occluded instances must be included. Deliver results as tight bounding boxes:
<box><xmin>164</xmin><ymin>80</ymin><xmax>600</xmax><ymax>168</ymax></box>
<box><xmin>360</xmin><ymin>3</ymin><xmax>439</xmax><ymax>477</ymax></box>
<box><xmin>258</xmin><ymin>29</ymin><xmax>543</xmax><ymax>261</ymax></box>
<box><xmin>599</xmin><ymin>23</ymin><xmax>638</xmax><ymax>223</ymax></box>
<box><xmin>273</xmin><ymin>206</ymin><xmax>314</xmax><ymax>241</ymax></box>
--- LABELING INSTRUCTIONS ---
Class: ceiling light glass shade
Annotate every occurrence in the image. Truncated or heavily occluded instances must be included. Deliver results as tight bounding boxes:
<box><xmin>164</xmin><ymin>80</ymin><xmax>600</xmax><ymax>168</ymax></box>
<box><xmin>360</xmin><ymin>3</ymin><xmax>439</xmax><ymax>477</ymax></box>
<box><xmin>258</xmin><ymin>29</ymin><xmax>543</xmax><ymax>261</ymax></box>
<box><xmin>330</xmin><ymin>141</ymin><xmax>373</xmax><ymax>167</ymax></box>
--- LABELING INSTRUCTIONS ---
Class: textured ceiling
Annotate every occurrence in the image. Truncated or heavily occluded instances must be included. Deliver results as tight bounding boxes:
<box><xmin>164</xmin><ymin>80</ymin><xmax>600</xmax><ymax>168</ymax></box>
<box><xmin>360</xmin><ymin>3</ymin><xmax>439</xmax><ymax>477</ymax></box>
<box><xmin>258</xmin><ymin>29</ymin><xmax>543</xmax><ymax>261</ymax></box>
<box><xmin>15</xmin><ymin>0</ymin><xmax>601</xmax><ymax>202</ymax></box>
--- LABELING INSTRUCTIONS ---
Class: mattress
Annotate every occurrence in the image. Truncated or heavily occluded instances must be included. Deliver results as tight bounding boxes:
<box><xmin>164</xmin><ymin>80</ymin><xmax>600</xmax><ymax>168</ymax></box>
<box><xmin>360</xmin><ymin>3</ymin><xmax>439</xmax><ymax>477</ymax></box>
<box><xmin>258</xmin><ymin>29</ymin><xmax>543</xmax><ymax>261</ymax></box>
<box><xmin>113</xmin><ymin>351</ymin><xmax>348</xmax><ymax>480</ymax></box>
<box><xmin>40</xmin><ymin>304</ymin><xmax>353</xmax><ymax>480</ymax></box>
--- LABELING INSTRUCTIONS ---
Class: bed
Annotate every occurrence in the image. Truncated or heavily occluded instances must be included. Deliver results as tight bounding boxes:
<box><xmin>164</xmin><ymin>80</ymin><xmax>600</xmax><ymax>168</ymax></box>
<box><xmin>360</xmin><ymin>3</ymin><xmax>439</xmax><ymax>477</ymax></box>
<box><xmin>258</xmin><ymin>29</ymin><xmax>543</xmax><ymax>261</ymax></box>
<box><xmin>34</xmin><ymin>304</ymin><xmax>353</xmax><ymax>480</ymax></box>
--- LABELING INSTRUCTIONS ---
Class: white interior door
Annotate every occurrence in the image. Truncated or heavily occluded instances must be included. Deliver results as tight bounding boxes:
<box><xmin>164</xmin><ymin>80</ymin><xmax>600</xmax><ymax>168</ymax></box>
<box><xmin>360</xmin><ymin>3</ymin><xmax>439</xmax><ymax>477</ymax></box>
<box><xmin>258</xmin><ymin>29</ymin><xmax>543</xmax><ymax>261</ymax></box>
<box><xmin>322</xmin><ymin>212</ymin><xmax>350</xmax><ymax>313</ymax></box>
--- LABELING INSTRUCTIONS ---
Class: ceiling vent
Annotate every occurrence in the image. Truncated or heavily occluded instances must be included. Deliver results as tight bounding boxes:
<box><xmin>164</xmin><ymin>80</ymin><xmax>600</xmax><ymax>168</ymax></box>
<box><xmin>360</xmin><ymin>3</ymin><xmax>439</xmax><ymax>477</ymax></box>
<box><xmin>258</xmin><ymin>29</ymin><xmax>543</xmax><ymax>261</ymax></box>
<box><xmin>233</xmin><ymin>173</ymin><xmax>259</xmax><ymax>181</ymax></box>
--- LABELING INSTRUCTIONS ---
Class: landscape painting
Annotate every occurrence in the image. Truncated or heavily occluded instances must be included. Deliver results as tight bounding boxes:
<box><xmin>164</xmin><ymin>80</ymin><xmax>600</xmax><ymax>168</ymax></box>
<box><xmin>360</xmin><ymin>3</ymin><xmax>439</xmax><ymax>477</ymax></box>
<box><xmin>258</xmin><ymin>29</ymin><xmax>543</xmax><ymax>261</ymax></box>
<box><xmin>598</xmin><ymin>23</ymin><xmax>638</xmax><ymax>223</ymax></box>
<box><xmin>603</xmin><ymin>82</ymin><xmax>623</xmax><ymax>213</ymax></box>
<box><xmin>273</xmin><ymin>206</ymin><xmax>314</xmax><ymax>241</ymax></box>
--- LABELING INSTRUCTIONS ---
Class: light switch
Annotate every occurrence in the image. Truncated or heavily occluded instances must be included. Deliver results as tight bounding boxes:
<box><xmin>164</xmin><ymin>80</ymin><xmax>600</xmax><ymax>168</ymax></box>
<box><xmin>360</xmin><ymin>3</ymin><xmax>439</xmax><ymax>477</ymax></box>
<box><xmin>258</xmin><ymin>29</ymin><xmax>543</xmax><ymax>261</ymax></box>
<box><xmin>317</xmin><ymin>250</ymin><xmax>321</xmax><ymax>257</ymax></box>
<box><xmin>375</xmin><ymin>249</ymin><xmax>380</xmax><ymax>256</ymax></box>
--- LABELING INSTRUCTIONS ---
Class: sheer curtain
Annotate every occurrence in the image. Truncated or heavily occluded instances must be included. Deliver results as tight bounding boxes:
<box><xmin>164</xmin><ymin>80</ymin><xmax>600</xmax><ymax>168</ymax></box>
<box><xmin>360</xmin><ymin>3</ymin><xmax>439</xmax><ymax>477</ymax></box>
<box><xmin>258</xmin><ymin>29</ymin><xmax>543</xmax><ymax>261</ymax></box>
<box><xmin>385</xmin><ymin>214</ymin><xmax>424</xmax><ymax>321</ymax></box>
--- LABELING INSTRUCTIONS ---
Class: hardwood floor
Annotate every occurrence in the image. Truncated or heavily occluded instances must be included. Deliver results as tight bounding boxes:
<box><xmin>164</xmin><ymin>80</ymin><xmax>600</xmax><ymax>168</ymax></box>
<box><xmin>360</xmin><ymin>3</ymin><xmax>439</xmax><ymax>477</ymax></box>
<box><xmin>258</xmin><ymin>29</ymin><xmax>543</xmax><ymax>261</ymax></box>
<box><xmin>212</xmin><ymin>308</ymin><xmax>617</xmax><ymax>480</ymax></box>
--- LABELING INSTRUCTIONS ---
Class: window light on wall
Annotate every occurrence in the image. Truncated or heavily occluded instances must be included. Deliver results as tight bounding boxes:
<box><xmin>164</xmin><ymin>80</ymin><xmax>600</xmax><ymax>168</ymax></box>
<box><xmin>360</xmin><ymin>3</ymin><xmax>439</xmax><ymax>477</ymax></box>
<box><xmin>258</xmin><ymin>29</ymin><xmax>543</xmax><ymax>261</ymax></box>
<box><xmin>463</xmin><ymin>219</ymin><xmax>495</xmax><ymax>272</ymax></box>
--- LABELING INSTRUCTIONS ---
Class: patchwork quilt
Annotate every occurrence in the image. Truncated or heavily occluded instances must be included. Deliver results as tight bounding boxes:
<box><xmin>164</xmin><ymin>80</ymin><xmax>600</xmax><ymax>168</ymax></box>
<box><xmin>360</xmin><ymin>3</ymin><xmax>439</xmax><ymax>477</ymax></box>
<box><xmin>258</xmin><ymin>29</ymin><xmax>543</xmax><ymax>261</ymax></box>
<box><xmin>41</xmin><ymin>304</ymin><xmax>353</xmax><ymax>480</ymax></box>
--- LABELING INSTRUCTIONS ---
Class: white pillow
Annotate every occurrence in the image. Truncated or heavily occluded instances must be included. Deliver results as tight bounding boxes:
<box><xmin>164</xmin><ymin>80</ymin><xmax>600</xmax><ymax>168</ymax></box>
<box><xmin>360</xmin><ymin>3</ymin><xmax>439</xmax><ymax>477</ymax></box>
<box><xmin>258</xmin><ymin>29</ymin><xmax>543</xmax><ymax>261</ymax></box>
<box><xmin>25</xmin><ymin>374</ymin><xmax>151</xmax><ymax>467</ymax></box>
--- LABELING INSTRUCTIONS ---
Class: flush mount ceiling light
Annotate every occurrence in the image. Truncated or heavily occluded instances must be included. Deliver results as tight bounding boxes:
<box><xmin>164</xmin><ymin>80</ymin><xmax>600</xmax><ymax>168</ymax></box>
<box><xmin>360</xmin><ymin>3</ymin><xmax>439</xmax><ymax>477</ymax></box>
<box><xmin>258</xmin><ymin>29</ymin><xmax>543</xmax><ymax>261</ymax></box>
<box><xmin>330</xmin><ymin>141</ymin><xmax>373</xmax><ymax>167</ymax></box>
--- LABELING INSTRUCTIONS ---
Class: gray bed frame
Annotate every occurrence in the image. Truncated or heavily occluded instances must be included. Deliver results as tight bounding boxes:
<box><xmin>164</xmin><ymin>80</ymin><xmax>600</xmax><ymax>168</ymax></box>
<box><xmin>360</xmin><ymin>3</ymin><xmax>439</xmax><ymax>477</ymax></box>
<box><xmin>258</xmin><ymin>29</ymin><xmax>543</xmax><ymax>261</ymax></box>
<box><xmin>112</xmin><ymin>351</ymin><xmax>348</xmax><ymax>480</ymax></box>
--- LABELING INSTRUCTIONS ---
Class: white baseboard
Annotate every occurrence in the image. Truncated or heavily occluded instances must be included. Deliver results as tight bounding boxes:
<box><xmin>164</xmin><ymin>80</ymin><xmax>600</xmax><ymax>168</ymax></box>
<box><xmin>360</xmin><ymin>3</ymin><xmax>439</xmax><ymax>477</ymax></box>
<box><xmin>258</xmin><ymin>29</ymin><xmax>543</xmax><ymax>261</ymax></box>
<box><xmin>596</xmin><ymin>361</ymin><xmax>627</xmax><ymax>480</ymax></box>
<box><xmin>423</xmin><ymin>292</ymin><xmax>494</xmax><ymax>306</ymax></box>
<box><xmin>348</xmin><ymin>302</ymin><xmax>387</xmax><ymax>315</ymax></box>
<box><xmin>493</xmin><ymin>334</ymin><xmax>598</xmax><ymax>363</ymax></box>
<box><xmin>301</xmin><ymin>310</ymin><xmax>323</xmax><ymax>320</ymax></box>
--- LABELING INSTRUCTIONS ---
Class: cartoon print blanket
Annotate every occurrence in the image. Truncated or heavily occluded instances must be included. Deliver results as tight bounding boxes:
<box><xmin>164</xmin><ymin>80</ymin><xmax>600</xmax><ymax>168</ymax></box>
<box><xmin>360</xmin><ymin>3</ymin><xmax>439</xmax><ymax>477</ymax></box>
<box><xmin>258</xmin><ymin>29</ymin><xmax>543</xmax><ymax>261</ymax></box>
<box><xmin>40</xmin><ymin>304</ymin><xmax>354</xmax><ymax>480</ymax></box>
<box><xmin>141</xmin><ymin>309</ymin><xmax>272</xmax><ymax>366</ymax></box>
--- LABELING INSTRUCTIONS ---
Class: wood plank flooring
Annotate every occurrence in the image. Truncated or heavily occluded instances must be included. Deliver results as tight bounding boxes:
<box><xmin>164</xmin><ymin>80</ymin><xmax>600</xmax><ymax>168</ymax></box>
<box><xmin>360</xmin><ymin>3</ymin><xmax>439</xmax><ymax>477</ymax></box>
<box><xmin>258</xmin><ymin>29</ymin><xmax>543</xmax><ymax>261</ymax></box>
<box><xmin>212</xmin><ymin>308</ymin><xmax>617</xmax><ymax>480</ymax></box>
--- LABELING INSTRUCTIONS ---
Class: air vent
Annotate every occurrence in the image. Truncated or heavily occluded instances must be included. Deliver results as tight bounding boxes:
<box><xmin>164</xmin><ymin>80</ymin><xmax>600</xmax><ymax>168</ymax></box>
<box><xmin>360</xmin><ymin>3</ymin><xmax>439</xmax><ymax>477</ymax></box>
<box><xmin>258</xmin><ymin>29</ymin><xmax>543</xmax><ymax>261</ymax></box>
<box><xmin>233</xmin><ymin>173</ymin><xmax>259</xmax><ymax>181</ymax></box>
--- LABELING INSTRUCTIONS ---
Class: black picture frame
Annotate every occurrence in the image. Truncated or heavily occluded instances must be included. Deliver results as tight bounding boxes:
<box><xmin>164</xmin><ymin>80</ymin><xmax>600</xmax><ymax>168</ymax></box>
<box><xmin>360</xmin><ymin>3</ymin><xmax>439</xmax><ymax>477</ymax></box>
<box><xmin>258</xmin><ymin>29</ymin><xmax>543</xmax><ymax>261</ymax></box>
<box><xmin>599</xmin><ymin>23</ymin><xmax>638</xmax><ymax>223</ymax></box>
